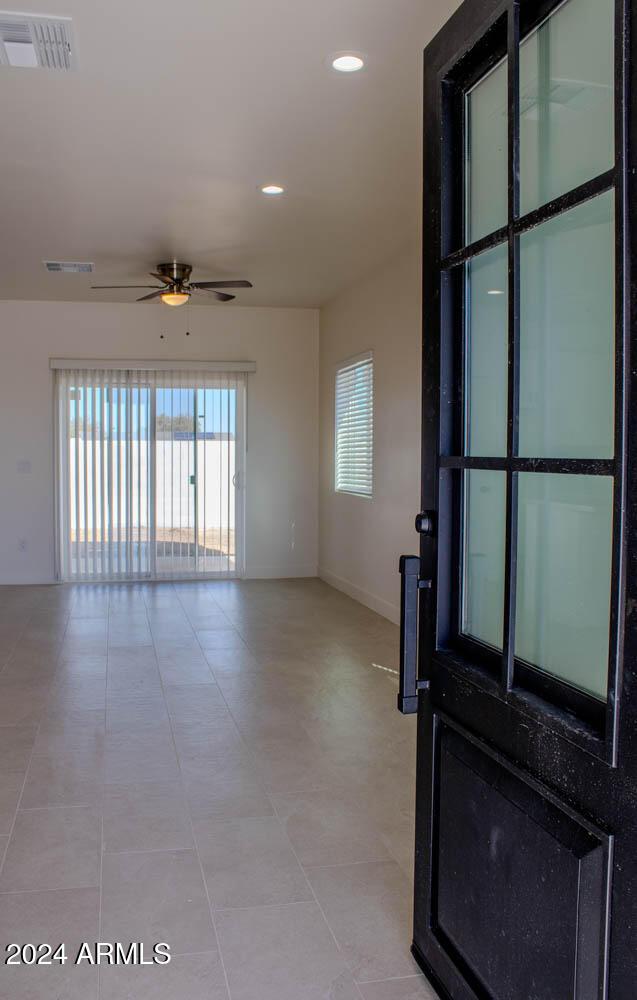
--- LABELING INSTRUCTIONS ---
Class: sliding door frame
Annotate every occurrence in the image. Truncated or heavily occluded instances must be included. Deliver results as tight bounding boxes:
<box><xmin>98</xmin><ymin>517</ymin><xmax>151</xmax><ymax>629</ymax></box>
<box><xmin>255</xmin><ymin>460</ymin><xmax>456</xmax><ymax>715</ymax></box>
<box><xmin>52</xmin><ymin>361</ymin><xmax>252</xmax><ymax>583</ymax></box>
<box><xmin>148</xmin><ymin>383</ymin><xmax>157</xmax><ymax>580</ymax></box>
<box><xmin>234</xmin><ymin>377</ymin><xmax>247</xmax><ymax>579</ymax></box>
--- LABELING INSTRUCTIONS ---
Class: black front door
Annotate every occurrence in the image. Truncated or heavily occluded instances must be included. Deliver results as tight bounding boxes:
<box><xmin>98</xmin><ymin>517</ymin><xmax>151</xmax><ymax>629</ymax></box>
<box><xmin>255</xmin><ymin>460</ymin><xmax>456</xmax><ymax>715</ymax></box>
<box><xmin>398</xmin><ymin>0</ymin><xmax>637</xmax><ymax>996</ymax></box>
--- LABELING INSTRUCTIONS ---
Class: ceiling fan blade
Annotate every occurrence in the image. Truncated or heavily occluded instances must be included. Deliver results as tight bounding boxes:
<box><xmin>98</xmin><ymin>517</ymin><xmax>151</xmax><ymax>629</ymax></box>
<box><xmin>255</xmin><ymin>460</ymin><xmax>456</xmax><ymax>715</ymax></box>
<box><xmin>149</xmin><ymin>273</ymin><xmax>174</xmax><ymax>285</ymax></box>
<box><xmin>196</xmin><ymin>289</ymin><xmax>236</xmax><ymax>302</ymax></box>
<box><xmin>136</xmin><ymin>290</ymin><xmax>165</xmax><ymax>302</ymax></box>
<box><xmin>91</xmin><ymin>285</ymin><xmax>162</xmax><ymax>290</ymax></box>
<box><xmin>190</xmin><ymin>280</ymin><xmax>252</xmax><ymax>290</ymax></box>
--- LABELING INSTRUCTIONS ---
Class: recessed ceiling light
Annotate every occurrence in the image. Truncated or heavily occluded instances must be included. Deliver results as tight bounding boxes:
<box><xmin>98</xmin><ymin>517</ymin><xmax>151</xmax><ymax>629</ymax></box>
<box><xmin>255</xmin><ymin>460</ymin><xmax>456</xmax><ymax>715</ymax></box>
<box><xmin>260</xmin><ymin>184</ymin><xmax>285</xmax><ymax>196</ymax></box>
<box><xmin>487</xmin><ymin>289</ymin><xmax>505</xmax><ymax>296</ymax></box>
<box><xmin>331</xmin><ymin>52</ymin><xmax>365</xmax><ymax>73</ymax></box>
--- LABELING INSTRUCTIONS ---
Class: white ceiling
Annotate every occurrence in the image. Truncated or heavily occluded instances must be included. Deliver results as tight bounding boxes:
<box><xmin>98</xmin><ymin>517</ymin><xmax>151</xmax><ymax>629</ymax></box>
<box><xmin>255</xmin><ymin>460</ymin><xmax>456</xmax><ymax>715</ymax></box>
<box><xmin>0</xmin><ymin>0</ymin><xmax>458</xmax><ymax>307</ymax></box>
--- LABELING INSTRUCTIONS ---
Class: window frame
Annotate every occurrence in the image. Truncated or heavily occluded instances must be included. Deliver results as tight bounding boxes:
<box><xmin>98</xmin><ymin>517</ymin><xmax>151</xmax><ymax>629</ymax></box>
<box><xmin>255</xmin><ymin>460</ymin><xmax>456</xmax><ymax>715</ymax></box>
<box><xmin>334</xmin><ymin>351</ymin><xmax>374</xmax><ymax>499</ymax></box>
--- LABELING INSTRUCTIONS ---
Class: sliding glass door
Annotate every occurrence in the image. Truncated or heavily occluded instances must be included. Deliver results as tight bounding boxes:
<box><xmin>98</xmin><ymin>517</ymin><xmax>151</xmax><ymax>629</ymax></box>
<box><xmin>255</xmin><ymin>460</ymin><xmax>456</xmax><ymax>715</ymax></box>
<box><xmin>154</xmin><ymin>382</ymin><xmax>242</xmax><ymax>578</ymax></box>
<box><xmin>54</xmin><ymin>366</ymin><xmax>246</xmax><ymax>582</ymax></box>
<box><xmin>154</xmin><ymin>383</ymin><xmax>196</xmax><ymax>577</ymax></box>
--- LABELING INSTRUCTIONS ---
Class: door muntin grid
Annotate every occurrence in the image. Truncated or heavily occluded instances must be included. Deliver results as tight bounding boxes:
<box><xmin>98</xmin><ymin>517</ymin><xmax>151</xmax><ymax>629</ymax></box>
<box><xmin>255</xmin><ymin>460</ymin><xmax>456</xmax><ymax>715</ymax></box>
<box><xmin>519</xmin><ymin>0</ymin><xmax>615</xmax><ymax>216</ymax></box>
<box><xmin>441</xmin><ymin>0</ymin><xmax>620</xmax><ymax>732</ymax></box>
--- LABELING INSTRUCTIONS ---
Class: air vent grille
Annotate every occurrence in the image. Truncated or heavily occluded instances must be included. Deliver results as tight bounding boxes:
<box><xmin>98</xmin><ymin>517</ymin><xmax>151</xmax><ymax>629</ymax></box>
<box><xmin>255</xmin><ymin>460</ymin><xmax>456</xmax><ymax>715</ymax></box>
<box><xmin>44</xmin><ymin>261</ymin><xmax>94</xmax><ymax>274</ymax></box>
<box><xmin>0</xmin><ymin>19</ymin><xmax>30</xmax><ymax>44</ymax></box>
<box><xmin>0</xmin><ymin>12</ymin><xmax>75</xmax><ymax>70</ymax></box>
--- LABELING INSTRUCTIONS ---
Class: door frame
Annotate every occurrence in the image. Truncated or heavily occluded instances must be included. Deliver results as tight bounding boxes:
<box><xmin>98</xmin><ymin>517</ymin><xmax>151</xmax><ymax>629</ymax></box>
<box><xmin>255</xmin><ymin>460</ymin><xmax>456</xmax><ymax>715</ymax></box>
<box><xmin>410</xmin><ymin>0</ymin><xmax>637</xmax><ymax>996</ymax></box>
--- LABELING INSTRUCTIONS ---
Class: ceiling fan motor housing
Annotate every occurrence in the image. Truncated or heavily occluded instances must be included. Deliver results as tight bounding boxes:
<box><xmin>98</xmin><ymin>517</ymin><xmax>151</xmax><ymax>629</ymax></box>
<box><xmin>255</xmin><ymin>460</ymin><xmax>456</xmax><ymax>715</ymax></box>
<box><xmin>157</xmin><ymin>262</ymin><xmax>192</xmax><ymax>285</ymax></box>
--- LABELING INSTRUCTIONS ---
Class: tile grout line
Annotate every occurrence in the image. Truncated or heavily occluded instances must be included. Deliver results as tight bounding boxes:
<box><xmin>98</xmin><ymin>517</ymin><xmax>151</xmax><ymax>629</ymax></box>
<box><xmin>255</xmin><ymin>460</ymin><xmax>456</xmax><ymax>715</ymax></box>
<box><xmin>19</xmin><ymin>802</ymin><xmax>101</xmax><ymax>811</ymax></box>
<box><xmin>302</xmin><ymin>858</ymin><xmax>398</xmax><ymax>871</ymax></box>
<box><xmin>0</xmin><ymin>608</ymin><xmax>42</xmax><ymax>843</ymax></box>
<box><xmin>100</xmin><ymin>845</ymin><xmax>196</xmax><ymax>857</ymax></box>
<box><xmin>0</xmin><ymin>601</ymin><xmax>74</xmax><ymax>888</ymax></box>
<box><xmin>0</xmin><ymin>618</ymin><xmax>27</xmax><ymax>681</ymax></box>
<box><xmin>0</xmin><ymin>884</ymin><xmax>100</xmax><ymax>896</ymax></box>
<box><xmin>96</xmin><ymin>588</ymin><xmax>111</xmax><ymax>1000</ymax></box>
<box><xmin>361</xmin><ymin>972</ymin><xmax>431</xmax><ymax>985</ymax></box>
<box><xmin>144</xmin><ymin>584</ymin><xmax>235</xmax><ymax>1000</ymax></box>
<box><xmin>267</xmin><ymin>793</ymin><xmax>365</xmax><ymax>999</ymax></box>
<box><xmin>184</xmin><ymin>589</ymin><xmax>366</xmax><ymax>1000</ymax></box>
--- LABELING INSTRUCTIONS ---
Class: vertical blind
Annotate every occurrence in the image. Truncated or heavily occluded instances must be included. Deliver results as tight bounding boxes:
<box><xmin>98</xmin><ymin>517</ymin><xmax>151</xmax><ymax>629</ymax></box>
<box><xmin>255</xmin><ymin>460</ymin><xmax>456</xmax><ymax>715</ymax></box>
<box><xmin>54</xmin><ymin>366</ymin><xmax>246</xmax><ymax>582</ymax></box>
<box><xmin>334</xmin><ymin>352</ymin><xmax>374</xmax><ymax>496</ymax></box>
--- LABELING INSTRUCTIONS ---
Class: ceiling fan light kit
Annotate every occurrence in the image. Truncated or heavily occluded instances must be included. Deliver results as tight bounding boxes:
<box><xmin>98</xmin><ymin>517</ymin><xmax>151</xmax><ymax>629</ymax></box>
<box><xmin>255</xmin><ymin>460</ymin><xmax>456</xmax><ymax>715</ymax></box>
<box><xmin>91</xmin><ymin>262</ymin><xmax>252</xmax><ymax>306</ymax></box>
<box><xmin>161</xmin><ymin>291</ymin><xmax>190</xmax><ymax>307</ymax></box>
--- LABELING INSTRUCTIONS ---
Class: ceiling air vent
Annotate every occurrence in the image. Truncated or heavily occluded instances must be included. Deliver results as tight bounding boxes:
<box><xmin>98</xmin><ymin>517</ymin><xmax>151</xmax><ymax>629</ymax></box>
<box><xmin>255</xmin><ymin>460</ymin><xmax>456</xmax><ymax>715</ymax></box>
<box><xmin>44</xmin><ymin>261</ymin><xmax>94</xmax><ymax>273</ymax></box>
<box><xmin>0</xmin><ymin>12</ymin><xmax>76</xmax><ymax>70</ymax></box>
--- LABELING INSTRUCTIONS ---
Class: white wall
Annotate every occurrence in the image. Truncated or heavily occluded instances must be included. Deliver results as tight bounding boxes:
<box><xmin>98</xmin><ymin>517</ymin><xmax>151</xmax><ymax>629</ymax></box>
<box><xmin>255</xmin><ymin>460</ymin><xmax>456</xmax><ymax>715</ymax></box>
<box><xmin>0</xmin><ymin>300</ymin><xmax>319</xmax><ymax>583</ymax></box>
<box><xmin>318</xmin><ymin>245</ymin><xmax>421</xmax><ymax>623</ymax></box>
<box><xmin>68</xmin><ymin>440</ymin><xmax>236</xmax><ymax>533</ymax></box>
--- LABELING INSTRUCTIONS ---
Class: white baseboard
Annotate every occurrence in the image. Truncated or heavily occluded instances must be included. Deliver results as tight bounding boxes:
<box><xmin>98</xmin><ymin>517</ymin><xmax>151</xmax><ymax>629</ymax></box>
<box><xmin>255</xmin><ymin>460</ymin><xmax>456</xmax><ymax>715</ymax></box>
<box><xmin>0</xmin><ymin>569</ymin><xmax>319</xmax><ymax>585</ymax></box>
<box><xmin>245</xmin><ymin>565</ymin><xmax>318</xmax><ymax>579</ymax></box>
<box><xmin>318</xmin><ymin>566</ymin><xmax>400</xmax><ymax>625</ymax></box>
<box><xmin>0</xmin><ymin>574</ymin><xmax>57</xmax><ymax>586</ymax></box>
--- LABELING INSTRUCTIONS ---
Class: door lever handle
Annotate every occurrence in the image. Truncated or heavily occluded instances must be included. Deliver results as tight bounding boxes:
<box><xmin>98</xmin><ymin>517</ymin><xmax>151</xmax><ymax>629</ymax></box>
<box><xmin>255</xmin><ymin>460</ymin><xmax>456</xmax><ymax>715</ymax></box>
<box><xmin>397</xmin><ymin>555</ymin><xmax>430</xmax><ymax>715</ymax></box>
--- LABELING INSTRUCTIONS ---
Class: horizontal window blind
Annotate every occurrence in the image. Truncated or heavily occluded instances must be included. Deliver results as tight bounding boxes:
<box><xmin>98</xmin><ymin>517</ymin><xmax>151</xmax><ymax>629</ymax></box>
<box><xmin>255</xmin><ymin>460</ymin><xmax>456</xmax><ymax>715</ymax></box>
<box><xmin>335</xmin><ymin>352</ymin><xmax>374</xmax><ymax>496</ymax></box>
<box><xmin>54</xmin><ymin>367</ymin><xmax>246</xmax><ymax>582</ymax></box>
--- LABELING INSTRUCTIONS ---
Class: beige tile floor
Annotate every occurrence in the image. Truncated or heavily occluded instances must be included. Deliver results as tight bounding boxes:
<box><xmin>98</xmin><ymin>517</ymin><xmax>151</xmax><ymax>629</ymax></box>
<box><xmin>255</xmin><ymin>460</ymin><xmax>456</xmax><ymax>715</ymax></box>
<box><xmin>0</xmin><ymin>578</ymin><xmax>437</xmax><ymax>1000</ymax></box>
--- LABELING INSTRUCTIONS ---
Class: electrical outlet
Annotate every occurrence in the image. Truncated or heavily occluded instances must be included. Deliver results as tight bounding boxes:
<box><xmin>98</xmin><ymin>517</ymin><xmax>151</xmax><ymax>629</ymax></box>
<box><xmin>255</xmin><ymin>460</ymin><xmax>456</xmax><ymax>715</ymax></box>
<box><xmin>18</xmin><ymin>539</ymin><xmax>27</xmax><ymax>552</ymax></box>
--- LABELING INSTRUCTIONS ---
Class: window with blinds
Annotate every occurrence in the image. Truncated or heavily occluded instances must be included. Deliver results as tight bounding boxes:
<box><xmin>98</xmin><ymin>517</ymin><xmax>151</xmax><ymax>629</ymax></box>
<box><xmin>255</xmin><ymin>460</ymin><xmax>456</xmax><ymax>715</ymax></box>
<box><xmin>334</xmin><ymin>352</ymin><xmax>374</xmax><ymax>497</ymax></box>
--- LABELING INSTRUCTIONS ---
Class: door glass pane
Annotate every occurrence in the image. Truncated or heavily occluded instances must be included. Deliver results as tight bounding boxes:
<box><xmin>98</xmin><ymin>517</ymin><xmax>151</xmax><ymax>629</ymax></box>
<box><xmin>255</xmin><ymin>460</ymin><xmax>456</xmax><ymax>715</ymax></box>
<box><xmin>520</xmin><ymin>0</ymin><xmax>614</xmax><ymax>215</ymax></box>
<box><xmin>465</xmin><ymin>58</ymin><xmax>508</xmax><ymax>243</ymax></box>
<box><xmin>465</xmin><ymin>243</ymin><xmax>508</xmax><ymax>456</ymax></box>
<box><xmin>196</xmin><ymin>386</ymin><xmax>238</xmax><ymax>576</ymax></box>
<box><xmin>515</xmin><ymin>474</ymin><xmax>613</xmax><ymax>700</ymax></box>
<box><xmin>461</xmin><ymin>470</ymin><xmax>506</xmax><ymax>649</ymax></box>
<box><xmin>155</xmin><ymin>386</ymin><xmax>196</xmax><ymax>576</ymax></box>
<box><xmin>519</xmin><ymin>191</ymin><xmax>615</xmax><ymax>458</ymax></box>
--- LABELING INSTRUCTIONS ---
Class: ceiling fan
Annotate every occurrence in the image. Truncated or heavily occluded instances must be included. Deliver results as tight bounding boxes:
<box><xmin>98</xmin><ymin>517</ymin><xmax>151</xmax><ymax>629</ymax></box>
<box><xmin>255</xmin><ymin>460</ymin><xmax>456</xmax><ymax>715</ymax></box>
<box><xmin>91</xmin><ymin>262</ymin><xmax>252</xmax><ymax>307</ymax></box>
